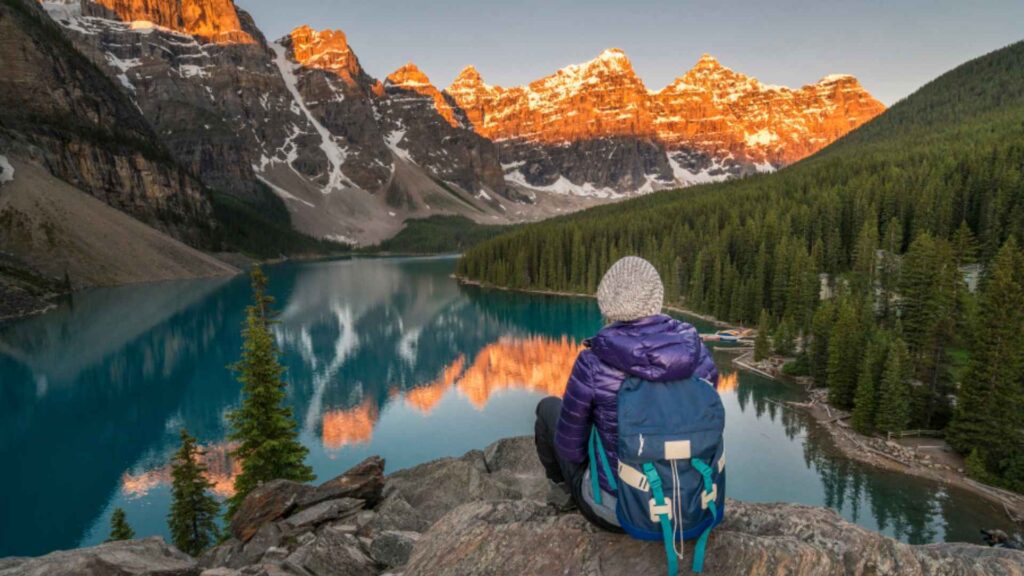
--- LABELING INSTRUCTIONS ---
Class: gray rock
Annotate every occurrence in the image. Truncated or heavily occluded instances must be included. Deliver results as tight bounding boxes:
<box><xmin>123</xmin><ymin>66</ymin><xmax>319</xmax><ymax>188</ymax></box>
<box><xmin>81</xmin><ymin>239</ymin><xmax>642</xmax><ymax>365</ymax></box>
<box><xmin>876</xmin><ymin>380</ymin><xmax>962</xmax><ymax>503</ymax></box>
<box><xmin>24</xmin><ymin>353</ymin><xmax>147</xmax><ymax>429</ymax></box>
<box><xmin>0</xmin><ymin>537</ymin><xmax>197</xmax><ymax>576</ymax></box>
<box><xmin>239</xmin><ymin>523</ymin><xmax>284</xmax><ymax>567</ymax></box>
<box><xmin>404</xmin><ymin>499</ymin><xmax>1024</xmax><ymax>576</ymax></box>
<box><xmin>299</xmin><ymin>457</ymin><xmax>386</xmax><ymax>510</ymax></box>
<box><xmin>369</xmin><ymin>496</ymin><xmax>428</xmax><ymax>534</ymax></box>
<box><xmin>200</xmin><ymin>569</ymin><xmax>240</xmax><ymax>576</ymax></box>
<box><xmin>281</xmin><ymin>498</ymin><xmax>364</xmax><ymax>531</ymax></box>
<box><xmin>286</xmin><ymin>526</ymin><xmax>375</xmax><ymax>576</ymax></box>
<box><xmin>353</xmin><ymin>511</ymin><xmax>377</xmax><ymax>538</ymax></box>
<box><xmin>262</xmin><ymin>547</ymin><xmax>289</xmax><ymax>563</ymax></box>
<box><xmin>198</xmin><ymin>538</ymin><xmax>244</xmax><ymax>569</ymax></box>
<box><xmin>383</xmin><ymin>451</ymin><xmax>520</xmax><ymax>527</ymax></box>
<box><xmin>370</xmin><ymin>531</ymin><xmax>420</xmax><ymax>569</ymax></box>
<box><xmin>483</xmin><ymin>436</ymin><xmax>549</xmax><ymax>501</ymax></box>
<box><xmin>230</xmin><ymin>480</ymin><xmax>314</xmax><ymax>542</ymax></box>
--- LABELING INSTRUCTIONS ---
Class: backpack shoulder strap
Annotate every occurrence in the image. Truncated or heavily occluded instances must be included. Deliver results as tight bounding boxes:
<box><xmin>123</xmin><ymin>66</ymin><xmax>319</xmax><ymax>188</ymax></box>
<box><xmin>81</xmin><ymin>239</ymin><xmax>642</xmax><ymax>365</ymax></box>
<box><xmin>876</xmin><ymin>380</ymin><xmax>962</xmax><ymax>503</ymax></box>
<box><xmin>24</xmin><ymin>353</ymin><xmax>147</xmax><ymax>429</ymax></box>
<box><xmin>587</xmin><ymin>427</ymin><xmax>617</xmax><ymax>505</ymax></box>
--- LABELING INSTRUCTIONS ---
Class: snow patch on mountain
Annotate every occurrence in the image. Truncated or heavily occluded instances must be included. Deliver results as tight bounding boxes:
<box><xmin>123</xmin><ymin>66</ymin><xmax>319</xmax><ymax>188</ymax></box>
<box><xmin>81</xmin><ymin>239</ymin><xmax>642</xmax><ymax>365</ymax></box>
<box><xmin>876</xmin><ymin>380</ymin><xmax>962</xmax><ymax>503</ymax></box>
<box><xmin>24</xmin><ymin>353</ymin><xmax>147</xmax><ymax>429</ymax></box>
<box><xmin>384</xmin><ymin>127</ymin><xmax>414</xmax><ymax>164</ymax></box>
<box><xmin>0</xmin><ymin>155</ymin><xmax>14</xmax><ymax>185</ymax></box>
<box><xmin>255</xmin><ymin>174</ymin><xmax>314</xmax><ymax>208</ymax></box>
<box><xmin>668</xmin><ymin>155</ymin><xmax>731</xmax><ymax>186</ymax></box>
<box><xmin>505</xmin><ymin>170</ymin><xmax>621</xmax><ymax>199</ymax></box>
<box><xmin>102</xmin><ymin>53</ymin><xmax>141</xmax><ymax>92</ymax></box>
<box><xmin>271</xmin><ymin>40</ymin><xmax>355</xmax><ymax>193</ymax></box>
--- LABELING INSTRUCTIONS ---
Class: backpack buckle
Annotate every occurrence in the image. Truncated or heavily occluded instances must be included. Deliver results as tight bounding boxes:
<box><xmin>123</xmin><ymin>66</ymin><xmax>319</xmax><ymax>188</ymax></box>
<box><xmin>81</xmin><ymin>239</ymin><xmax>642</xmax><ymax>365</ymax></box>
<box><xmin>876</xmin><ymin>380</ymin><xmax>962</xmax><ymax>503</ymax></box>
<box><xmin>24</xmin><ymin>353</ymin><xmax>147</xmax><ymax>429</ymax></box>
<box><xmin>701</xmin><ymin>484</ymin><xmax>718</xmax><ymax>509</ymax></box>
<box><xmin>649</xmin><ymin>497</ymin><xmax>673</xmax><ymax>522</ymax></box>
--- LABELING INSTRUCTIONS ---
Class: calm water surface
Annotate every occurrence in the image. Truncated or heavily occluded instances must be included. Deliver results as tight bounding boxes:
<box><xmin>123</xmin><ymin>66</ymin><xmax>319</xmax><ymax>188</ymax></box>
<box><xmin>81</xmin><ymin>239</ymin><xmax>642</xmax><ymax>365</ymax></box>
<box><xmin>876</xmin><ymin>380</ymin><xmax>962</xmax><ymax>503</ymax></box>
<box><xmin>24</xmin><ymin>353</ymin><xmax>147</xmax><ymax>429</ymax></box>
<box><xmin>0</xmin><ymin>256</ymin><xmax>1016</xmax><ymax>556</ymax></box>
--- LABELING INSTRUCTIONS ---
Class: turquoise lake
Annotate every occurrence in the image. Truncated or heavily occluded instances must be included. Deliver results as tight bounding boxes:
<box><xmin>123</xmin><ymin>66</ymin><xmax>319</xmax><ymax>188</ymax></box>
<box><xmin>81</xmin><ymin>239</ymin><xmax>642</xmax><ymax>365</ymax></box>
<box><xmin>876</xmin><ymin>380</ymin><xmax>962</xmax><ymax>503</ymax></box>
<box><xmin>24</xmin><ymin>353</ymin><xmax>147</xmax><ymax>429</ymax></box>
<box><xmin>0</xmin><ymin>256</ymin><xmax>1016</xmax><ymax>557</ymax></box>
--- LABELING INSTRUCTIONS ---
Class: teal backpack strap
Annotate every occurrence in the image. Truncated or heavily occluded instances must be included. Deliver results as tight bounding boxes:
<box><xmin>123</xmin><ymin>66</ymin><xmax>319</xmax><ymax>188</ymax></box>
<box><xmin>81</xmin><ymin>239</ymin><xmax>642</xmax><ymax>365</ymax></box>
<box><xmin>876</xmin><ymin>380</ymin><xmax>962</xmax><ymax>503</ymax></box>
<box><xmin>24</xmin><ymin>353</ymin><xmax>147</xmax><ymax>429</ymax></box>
<box><xmin>642</xmin><ymin>463</ymin><xmax>678</xmax><ymax>576</ymax></box>
<box><xmin>587</xmin><ymin>428</ymin><xmax>602</xmax><ymax>505</ymax></box>
<box><xmin>691</xmin><ymin>458</ymin><xmax>718</xmax><ymax>573</ymax></box>
<box><xmin>588</xmin><ymin>427</ymin><xmax>618</xmax><ymax>505</ymax></box>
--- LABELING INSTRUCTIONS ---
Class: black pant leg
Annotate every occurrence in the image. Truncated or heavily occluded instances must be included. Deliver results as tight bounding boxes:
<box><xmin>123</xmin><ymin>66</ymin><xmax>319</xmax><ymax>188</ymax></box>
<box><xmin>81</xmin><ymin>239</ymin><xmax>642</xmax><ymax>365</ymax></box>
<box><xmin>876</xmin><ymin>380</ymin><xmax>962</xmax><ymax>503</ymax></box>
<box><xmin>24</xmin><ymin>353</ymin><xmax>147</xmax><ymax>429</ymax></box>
<box><xmin>534</xmin><ymin>396</ymin><xmax>623</xmax><ymax>533</ymax></box>
<box><xmin>534</xmin><ymin>395</ymin><xmax>580</xmax><ymax>484</ymax></box>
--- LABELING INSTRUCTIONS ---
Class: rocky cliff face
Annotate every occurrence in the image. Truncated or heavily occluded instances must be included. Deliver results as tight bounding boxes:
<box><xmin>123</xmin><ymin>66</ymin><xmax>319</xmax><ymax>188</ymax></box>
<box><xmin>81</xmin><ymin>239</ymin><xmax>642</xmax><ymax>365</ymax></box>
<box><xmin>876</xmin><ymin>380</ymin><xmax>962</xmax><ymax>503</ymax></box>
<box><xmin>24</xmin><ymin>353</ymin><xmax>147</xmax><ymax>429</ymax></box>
<box><xmin>85</xmin><ymin>0</ymin><xmax>255</xmax><ymax>44</ymax></box>
<box><xmin>41</xmin><ymin>0</ymin><xmax>528</xmax><ymax>244</ymax></box>
<box><xmin>379</xmin><ymin>62</ymin><xmax>509</xmax><ymax>201</ymax></box>
<box><xmin>3</xmin><ymin>437</ymin><xmax>1020</xmax><ymax>576</ymax></box>
<box><xmin>446</xmin><ymin>50</ymin><xmax>885</xmax><ymax>193</ymax></box>
<box><xmin>1</xmin><ymin>0</ymin><xmax>212</xmax><ymax>246</ymax></box>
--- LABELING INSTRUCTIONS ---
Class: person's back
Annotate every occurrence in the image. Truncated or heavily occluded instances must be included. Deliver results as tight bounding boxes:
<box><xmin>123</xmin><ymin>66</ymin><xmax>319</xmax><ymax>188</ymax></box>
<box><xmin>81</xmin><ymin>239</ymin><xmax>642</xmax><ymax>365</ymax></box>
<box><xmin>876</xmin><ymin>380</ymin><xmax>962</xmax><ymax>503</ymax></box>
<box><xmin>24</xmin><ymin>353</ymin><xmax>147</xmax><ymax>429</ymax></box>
<box><xmin>536</xmin><ymin>256</ymin><xmax>720</xmax><ymax>520</ymax></box>
<box><xmin>534</xmin><ymin>256</ymin><xmax>719</xmax><ymax>528</ymax></box>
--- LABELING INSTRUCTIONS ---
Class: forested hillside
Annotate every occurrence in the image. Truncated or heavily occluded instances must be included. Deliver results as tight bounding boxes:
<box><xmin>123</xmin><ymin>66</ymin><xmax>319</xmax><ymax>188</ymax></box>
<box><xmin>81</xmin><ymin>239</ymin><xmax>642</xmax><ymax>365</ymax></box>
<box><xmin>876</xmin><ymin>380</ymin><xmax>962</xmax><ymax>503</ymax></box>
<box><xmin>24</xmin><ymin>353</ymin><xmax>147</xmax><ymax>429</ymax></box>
<box><xmin>458</xmin><ymin>41</ymin><xmax>1024</xmax><ymax>491</ymax></box>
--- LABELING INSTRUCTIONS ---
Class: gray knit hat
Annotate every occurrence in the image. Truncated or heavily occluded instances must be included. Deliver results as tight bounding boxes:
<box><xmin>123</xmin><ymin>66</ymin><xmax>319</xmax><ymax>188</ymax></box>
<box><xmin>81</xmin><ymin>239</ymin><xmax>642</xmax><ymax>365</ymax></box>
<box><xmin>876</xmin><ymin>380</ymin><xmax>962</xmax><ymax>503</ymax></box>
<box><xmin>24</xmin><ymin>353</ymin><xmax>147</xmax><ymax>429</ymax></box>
<box><xmin>596</xmin><ymin>256</ymin><xmax>664</xmax><ymax>323</ymax></box>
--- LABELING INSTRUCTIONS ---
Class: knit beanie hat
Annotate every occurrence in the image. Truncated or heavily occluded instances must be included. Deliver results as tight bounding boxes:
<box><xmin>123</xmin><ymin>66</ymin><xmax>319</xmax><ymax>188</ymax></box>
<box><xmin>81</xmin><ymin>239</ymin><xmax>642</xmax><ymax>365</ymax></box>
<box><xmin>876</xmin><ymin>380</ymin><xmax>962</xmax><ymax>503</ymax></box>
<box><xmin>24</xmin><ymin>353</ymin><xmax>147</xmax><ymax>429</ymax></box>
<box><xmin>596</xmin><ymin>256</ymin><xmax>664</xmax><ymax>323</ymax></box>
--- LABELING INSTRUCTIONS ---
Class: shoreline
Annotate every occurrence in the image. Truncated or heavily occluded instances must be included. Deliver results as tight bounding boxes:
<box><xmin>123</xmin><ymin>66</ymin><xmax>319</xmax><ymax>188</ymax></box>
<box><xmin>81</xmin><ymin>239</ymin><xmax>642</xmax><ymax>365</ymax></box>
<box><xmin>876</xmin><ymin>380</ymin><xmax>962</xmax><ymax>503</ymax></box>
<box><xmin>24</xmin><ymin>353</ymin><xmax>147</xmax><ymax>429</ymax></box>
<box><xmin>459</xmin><ymin>273</ymin><xmax>1024</xmax><ymax>528</ymax></box>
<box><xmin>732</xmin><ymin>349</ymin><xmax>1024</xmax><ymax>528</ymax></box>
<box><xmin>454</xmin><ymin>275</ymin><xmax>736</xmax><ymax>328</ymax></box>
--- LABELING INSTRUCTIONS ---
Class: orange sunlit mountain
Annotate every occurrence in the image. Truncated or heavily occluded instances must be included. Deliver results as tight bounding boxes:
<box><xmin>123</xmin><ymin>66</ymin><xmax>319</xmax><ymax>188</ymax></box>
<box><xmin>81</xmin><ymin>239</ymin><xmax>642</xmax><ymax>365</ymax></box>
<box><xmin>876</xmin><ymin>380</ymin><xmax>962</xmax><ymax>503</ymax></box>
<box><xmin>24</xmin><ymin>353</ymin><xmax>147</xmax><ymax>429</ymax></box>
<box><xmin>89</xmin><ymin>0</ymin><xmax>255</xmax><ymax>43</ymax></box>
<box><xmin>446</xmin><ymin>51</ymin><xmax>885</xmax><ymax>167</ymax></box>
<box><xmin>121</xmin><ymin>441</ymin><xmax>240</xmax><ymax>499</ymax></box>
<box><xmin>404</xmin><ymin>355</ymin><xmax>467</xmax><ymax>414</ymax></box>
<box><xmin>456</xmin><ymin>336</ymin><xmax>584</xmax><ymax>409</ymax></box>
<box><xmin>321</xmin><ymin>399</ymin><xmax>378</xmax><ymax>450</ymax></box>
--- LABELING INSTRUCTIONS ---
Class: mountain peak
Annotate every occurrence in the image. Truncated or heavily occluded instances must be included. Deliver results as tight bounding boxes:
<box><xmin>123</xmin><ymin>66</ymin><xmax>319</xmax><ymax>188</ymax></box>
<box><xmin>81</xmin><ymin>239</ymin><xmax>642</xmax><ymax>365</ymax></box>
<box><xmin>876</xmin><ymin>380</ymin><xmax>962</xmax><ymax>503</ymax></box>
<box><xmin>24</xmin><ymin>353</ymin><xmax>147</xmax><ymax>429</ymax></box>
<box><xmin>449</xmin><ymin>65</ymin><xmax>493</xmax><ymax>92</ymax></box>
<box><xmin>817</xmin><ymin>73</ymin><xmax>856</xmax><ymax>84</ymax></box>
<box><xmin>455</xmin><ymin>65</ymin><xmax>482</xmax><ymax>81</ymax></box>
<box><xmin>598</xmin><ymin>47</ymin><xmax>628</xmax><ymax>61</ymax></box>
<box><xmin>286</xmin><ymin>25</ymin><xmax>366</xmax><ymax>86</ymax></box>
<box><xmin>387</xmin><ymin>62</ymin><xmax>434</xmax><ymax>88</ymax></box>
<box><xmin>289</xmin><ymin>25</ymin><xmax>349</xmax><ymax>50</ymax></box>
<box><xmin>697</xmin><ymin>53</ymin><xmax>720</xmax><ymax>66</ymax></box>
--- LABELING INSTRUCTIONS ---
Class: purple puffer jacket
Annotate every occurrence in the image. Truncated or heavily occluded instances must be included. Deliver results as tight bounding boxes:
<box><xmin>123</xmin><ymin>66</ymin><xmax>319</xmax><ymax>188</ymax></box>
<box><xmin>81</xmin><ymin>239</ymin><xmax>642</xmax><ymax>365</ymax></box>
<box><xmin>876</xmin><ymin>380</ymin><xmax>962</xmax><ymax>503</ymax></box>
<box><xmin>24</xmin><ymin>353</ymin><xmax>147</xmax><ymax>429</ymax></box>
<box><xmin>555</xmin><ymin>314</ymin><xmax>719</xmax><ymax>493</ymax></box>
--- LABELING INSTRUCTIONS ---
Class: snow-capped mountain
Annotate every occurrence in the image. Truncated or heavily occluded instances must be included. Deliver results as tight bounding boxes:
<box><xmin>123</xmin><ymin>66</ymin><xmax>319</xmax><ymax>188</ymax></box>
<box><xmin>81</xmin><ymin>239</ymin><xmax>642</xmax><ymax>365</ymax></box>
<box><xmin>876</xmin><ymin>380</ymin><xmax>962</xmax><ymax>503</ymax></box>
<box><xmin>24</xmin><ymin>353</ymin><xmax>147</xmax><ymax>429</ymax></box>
<box><xmin>446</xmin><ymin>50</ymin><xmax>886</xmax><ymax>193</ymax></box>
<box><xmin>33</xmin><ymin>0</ymin><xmax>884</xmax><ymax>244</ymax></box>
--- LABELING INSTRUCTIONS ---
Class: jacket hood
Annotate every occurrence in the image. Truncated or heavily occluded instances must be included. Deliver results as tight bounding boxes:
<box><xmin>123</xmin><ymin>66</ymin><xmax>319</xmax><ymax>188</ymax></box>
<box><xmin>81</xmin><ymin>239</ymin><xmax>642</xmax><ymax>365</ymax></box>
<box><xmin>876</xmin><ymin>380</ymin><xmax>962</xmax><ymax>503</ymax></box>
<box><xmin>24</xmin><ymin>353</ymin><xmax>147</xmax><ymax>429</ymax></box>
<box><xmin>587</xmin><ymin>314</ymin><xmax>703</xmax><ymax>382</ymax></box>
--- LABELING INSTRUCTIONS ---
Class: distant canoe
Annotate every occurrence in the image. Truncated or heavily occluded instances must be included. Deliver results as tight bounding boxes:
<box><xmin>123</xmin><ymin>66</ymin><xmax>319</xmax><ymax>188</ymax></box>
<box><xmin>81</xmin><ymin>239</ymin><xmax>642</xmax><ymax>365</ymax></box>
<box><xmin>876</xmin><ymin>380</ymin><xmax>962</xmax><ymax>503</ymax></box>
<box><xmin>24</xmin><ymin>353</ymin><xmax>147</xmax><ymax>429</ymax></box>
<box><xmin>715</xmin><ymin>329</ymin><xmax>751</xmax><ymax>342</ymax></box>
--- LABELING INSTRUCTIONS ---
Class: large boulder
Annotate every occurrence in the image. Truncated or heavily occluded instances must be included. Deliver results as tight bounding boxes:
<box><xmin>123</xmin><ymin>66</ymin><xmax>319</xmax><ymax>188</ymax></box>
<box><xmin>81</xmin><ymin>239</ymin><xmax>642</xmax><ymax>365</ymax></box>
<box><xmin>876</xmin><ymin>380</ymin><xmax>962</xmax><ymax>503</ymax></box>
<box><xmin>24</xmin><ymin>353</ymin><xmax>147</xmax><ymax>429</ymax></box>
<box><xmin>229</xmin><ymin>480</ymin><xmax>313</xmax><ymax>542</ymax></box>
<box><xmin>403</xmin><ymin>499</ymin><xmax>1024</xmax><ymax>576</ymax></box>
<box><xmin>370</xmin><ymin>530</ymin><xmax>420</xmax><ymax>569</ymax></box>
<box><xmin>299</xmin><ymin>457</ymin><xmax>386</xmax><ymax>510</ymax></box>
<box><xmin>483</xmin><ymin>436</ymin><xmax>549</xmax><ymax>502</ymax></box>
<box><xmin>382</xmin><ymin>449</ymin><xmax>521</xmax><ymax>526</ymax></box>
<box><xmin>229</xmin><ymin>456</ymin><xmax>385</xmax><ymax>542</ymax></box>
<box><xmin>284</xmin><ymin>525</ymin><xmax>376</xmax><ymax>576</ymax></box>
<box><xmin>281</xmin><ymin>498</ymin><xmax>364</xmax><ymax>532</ymax></box>
<box><xmin>0</xmin><ymin>537</ymin><xmax>197</xmax><ymax>576</ymax></box>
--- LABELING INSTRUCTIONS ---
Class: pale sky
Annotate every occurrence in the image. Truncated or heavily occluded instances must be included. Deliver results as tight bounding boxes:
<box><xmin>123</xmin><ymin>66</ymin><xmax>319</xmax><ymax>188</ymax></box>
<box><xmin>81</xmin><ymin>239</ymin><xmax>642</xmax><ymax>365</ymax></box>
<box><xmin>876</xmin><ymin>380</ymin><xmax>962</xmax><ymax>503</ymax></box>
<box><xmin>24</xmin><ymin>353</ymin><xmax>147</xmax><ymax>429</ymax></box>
<box><xmin>236</xmin><ymin>0</ymin><xmax>1024</xmax><ymax>105</ymax></box>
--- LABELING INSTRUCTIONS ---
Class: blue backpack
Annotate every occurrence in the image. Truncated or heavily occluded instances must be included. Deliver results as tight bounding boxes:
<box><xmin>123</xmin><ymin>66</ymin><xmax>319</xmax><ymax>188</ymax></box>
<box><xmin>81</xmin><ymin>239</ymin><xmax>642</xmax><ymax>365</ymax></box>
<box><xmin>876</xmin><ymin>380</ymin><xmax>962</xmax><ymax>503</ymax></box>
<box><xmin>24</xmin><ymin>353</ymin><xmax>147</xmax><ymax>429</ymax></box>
<box><xmin>588</xmin><ymin>374</ymin><xmax>726</xmax><ymax>575</ymax></box>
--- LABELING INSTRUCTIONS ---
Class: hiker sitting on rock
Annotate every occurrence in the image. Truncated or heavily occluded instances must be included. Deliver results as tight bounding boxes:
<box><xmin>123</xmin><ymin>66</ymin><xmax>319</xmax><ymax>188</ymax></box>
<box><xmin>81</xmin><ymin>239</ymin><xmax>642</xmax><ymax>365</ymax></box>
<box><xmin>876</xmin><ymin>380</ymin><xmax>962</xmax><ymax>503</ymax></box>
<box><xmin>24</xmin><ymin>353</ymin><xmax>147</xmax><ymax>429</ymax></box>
<box><xmin>534</xmin><ymin>255</ymin><xmax>721</xmax><ymax>541</ymax></box>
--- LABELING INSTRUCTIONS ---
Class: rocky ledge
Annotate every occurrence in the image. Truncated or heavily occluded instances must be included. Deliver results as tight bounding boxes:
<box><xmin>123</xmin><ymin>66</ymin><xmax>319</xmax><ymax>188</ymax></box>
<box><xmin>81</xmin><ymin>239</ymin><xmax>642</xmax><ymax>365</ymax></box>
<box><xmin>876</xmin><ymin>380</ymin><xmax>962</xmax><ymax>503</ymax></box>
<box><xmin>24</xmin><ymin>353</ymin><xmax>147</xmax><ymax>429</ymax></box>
<box><xmin>3</xmin><ymin>437</ymin><xmax>1022</xmax><ymax>576</ymax></box>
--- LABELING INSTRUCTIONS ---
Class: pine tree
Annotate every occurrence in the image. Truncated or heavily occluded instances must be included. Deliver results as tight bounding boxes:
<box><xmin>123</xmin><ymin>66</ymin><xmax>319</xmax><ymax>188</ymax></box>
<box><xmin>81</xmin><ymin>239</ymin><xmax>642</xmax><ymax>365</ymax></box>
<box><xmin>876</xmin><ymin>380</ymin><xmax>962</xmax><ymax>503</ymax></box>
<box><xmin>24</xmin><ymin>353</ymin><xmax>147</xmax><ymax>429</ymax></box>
<box><xmin>876</xmin><ymin>338</ymin><xmax>912</xmax><ymax>434</ymax></box>
<box><xmin>947</xmin><ymin>238</ymin><xmax>1024</xmax><ymax>466</ymax></box>
<box><xmin>810</xmin><ymin>301</ymin><xmax>835</xmax><ymax>388</ymax></box>
<box><xmin>852</xmin><ymin>218</ymin><xmax>879</xmax><ymax>296</ymax></box>
<box><xmin>227</xmin><ymin>267</ymin><xmax>314</xmax><ymax>518</ymax></box>
<box><xmin>169</xmin><ymin>429</ymin><xmax>221</xmax><ymax>556</ymax></box>
<box><xmin>827</xmin><ymin>298</ymin><xmax>864</xmax><ymax>409</ymax></box>
<box><xmin>851</xmin><ymin>333</ymin><xmax>890</xmax><ymax>434</ymax></box>
<box><xmin>773</xmin><ymin>316</ymin><xmax>796</xmax><ymax>356</ymax></box>
<box><xmin>107</xmin><ymin>508</ymin><xmax>135</xmax><ymax>542</ymax></box>
<box><xmin>754</xmin><ymin>309</ymin><xmax>771</xmax><ymax>362</ymax></box>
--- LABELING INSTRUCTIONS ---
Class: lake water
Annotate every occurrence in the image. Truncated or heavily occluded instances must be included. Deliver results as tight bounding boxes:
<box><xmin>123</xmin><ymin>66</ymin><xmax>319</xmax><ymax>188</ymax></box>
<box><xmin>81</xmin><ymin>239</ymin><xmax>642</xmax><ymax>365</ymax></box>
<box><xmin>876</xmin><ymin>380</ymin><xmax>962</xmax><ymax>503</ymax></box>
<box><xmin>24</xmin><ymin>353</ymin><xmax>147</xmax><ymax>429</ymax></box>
<box><xmin>0</xmin><ymin>256</ymin><xmax>1016</xmax><ymax>557</ymax></box>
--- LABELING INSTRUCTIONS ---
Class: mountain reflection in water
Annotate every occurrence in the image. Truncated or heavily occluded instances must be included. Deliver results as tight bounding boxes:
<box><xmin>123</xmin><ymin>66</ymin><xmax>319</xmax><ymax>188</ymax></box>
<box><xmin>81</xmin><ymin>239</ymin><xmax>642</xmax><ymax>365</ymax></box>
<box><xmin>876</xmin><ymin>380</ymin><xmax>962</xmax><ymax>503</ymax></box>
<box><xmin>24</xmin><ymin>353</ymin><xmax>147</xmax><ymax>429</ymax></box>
<box><xmin>0</xmin><ymin>256</ymin><xmax>1017</xmax><ymax>557</ymax></box>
